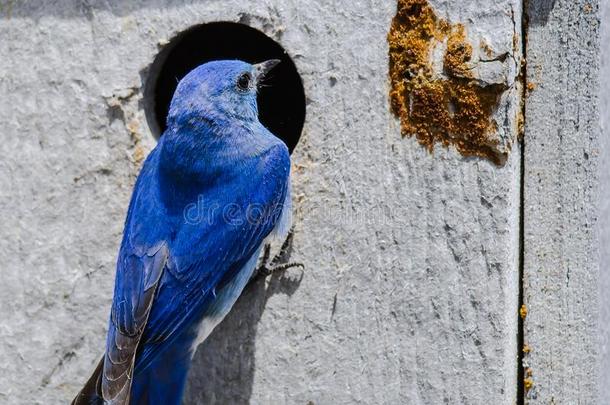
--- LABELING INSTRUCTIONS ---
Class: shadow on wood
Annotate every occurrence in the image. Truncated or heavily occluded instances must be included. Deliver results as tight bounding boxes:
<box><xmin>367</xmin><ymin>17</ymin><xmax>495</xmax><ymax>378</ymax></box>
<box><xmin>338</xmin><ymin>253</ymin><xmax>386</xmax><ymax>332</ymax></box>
<box><xmin>527</xmin><ymin>0</ymin><xmax>558</xmax><ymax>26</ymax></box>
<box><xmin>183</xmin><ymin>252</ymin><xmax>303</xmax><ymax>404</ymax></box>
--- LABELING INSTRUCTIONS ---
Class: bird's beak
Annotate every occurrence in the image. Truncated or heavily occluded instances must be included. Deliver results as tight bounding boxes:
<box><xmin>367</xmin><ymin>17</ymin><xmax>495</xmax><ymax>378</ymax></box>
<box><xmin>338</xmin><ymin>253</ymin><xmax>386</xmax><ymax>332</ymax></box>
<box><xmin>253</xmin><ymin>59</ymin><xmax>281</xmax><ymax>84</ymax></box>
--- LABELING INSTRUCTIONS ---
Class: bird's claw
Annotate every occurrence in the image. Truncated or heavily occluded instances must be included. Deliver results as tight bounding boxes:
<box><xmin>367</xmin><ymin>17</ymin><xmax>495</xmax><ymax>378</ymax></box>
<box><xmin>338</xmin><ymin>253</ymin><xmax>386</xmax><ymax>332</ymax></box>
<box><xmin>257</xmin><ymin>260</ymin><xmax>305</xmax><ymax>277</ymax></box>
<box><xmin>253</xmin><ymin>228</ymin><xmax>304</xmax><ymax>282</ymax></box>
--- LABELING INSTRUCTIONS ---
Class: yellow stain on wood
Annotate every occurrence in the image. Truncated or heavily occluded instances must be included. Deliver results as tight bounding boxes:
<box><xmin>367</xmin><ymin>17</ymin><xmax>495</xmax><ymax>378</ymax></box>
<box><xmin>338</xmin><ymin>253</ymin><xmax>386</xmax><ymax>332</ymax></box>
<box><xmin>527</xmin><ymin>82</ymin><xmax>537</xmax><ymax>92</ymax></box>
<box><xmin>583</xmin><ymin>3</ymin><xmax>593</xmax><ymax>13</ymax></box>
<box><xmin>444</xmin><ymin>25</ymin><xmax>473</xmax><ymax>78</ymax></box>
<box><xmin>133</xmin><ymin>145</ymin><xmax>145</xmax><ymax>165</ymax></box>
<box><xmin>517</xmin><ymin>110</ymin><xmax>524</xmax><ymax>142</ymax></box>
<box><xmin>388</xmin><ymin>0</ymin><xmax>507</xmax><ymax>165</ymax></box>
<box><xmin>481</xmin><ymin>40</ymin><xmax>494</xmax><ymax>58</ymax></box>
<box><xmin>524</xmin><ymin>367</ymin><xmax>534</xmax><ymax>391</ymax></box>
<box><xmin>127</xmin><ymin>118</ymin><xmax>145</xmax><ymax>165</ymax></box>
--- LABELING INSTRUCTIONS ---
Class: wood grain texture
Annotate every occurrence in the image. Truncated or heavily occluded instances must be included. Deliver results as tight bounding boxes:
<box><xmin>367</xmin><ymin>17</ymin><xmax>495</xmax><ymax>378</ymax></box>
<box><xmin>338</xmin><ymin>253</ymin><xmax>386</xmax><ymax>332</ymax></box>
<box><xmin>186</xmin><ymin>1</ymin><xmax>523</xmax><ymax>404</ymax></box>
<box><xmin>523</xmin><ymin>0</ymin><xmax>601</xmax><ymax>402</ymax></box>
<box><xmin>0</xmin><ymin>1</ymin><xmax>523</xmax><ymax>403</ymax></box>
<box><xmin>599</xmin><ymin>0</ymin><xmax>610</xmax><ymax>401</ymax></box>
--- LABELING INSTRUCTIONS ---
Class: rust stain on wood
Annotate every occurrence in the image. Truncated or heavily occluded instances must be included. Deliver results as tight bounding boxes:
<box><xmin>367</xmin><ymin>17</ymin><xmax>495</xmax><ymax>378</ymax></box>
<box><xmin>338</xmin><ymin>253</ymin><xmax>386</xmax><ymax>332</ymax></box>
<box><xmin>388</xmin><ymin>0</ymin><xmax>508</xmax><ymax>165</ymax></box>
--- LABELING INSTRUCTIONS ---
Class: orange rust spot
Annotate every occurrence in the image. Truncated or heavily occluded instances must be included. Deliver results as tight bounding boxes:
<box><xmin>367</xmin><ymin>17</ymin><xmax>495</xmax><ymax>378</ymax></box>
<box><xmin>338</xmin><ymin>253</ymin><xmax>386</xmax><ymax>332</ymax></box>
<box><xmin>524</xmin><ymin>367</ymin><xmax>534</xmax><ymax>391</ymax></box>
<box><xmin>517</xmin><ymin>110</ymin><xmax>525</xmax><ymax>142</ymax></box>
<box><xmin>388</xmin><ymin>0</ymin><xmax>507</xmax><ymax>165</ymax></box>
<box><xmin>527</xmin><ymin>82</ymin><xmax>537</xmax><ymax>92</ymax></box>
<box><xmin>520</xmin><ymin>304</ymin><xmax>528</xmax><ymax>319</ymax></box>
<box><xmin>444</xmin><ymin>25</ymin><xmax>473</xmax><ymax>78</ymax></box>
<box><xmin>481</xmin><ymin>40</ymin><xmax>494</xmax><ymax>58</ymax></box>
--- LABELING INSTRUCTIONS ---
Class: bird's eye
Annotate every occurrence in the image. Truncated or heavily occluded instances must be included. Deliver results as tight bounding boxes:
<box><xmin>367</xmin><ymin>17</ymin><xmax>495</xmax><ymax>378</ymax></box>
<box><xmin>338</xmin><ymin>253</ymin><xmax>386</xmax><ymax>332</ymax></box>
<box><xmin>237</xmin><ymin>73</ymin><xmax>251</xmax><ymax>91</ymax></box>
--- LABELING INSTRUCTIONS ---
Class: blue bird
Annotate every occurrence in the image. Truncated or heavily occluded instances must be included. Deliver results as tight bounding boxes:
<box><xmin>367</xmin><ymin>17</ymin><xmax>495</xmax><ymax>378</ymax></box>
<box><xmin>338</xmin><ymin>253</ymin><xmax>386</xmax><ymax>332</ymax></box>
<box><xmin>72</xmin><ymin>59</ymin><xmax>296</xmax><ymax>405</ymax></box>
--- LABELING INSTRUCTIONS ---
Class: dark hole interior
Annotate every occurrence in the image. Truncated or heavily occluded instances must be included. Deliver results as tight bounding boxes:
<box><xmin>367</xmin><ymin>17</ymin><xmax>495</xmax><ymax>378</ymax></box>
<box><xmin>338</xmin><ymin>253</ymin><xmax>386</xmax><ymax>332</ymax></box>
<box><xmin>145</xmin><ymin>22</ymin><xmax>306</xmax><ymax>153</ymax></box>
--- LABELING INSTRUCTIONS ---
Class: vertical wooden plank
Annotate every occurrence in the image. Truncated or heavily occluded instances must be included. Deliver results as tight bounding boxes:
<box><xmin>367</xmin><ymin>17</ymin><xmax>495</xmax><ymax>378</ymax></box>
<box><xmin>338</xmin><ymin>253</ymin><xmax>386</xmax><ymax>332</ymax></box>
<box><xmin>187</xmin><ymin>1</ymin><xmax>524</xmax><ymax>403</ymax></box>
<box><xmin>0</xmin><ymin>1</ymin><xmax>524</xmax><ymax>403</ymax></box>
<box><xmin>523</xmin><ymin>0</ymin><xmax>600</xmax><ymax>402</ymax></box>
<box><xmin>599</xmin><ymin>0</ymin><xmax>610</xmax><ymax>401</ymax></box>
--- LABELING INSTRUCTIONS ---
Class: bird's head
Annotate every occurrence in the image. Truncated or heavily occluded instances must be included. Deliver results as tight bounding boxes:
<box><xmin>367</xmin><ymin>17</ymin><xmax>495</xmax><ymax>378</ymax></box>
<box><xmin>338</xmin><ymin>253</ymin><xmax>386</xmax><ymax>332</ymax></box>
<box><xmin>167</xmin><ymin>59</ymin><xmax>280</xmax><ymax>127</ymax></box>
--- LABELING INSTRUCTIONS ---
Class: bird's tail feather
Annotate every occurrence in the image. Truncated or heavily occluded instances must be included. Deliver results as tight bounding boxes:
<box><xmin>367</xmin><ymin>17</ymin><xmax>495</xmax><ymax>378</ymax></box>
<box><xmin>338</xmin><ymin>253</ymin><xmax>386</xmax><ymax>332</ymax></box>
<box><xmin>72</xmin><ymin>357</ymin><xmax>105</xmax><ymax>405</ymax></box>
<box><xmin>130</xmin><ymin>339</ymin><xmax>193</xmax><ymax>405</ymax></box>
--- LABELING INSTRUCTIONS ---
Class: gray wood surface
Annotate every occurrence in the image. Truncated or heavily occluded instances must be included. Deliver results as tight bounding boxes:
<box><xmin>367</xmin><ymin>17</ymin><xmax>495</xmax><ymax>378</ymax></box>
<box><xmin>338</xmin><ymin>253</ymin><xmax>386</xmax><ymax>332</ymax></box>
<box><xmin>599</xmin><ymin>0</ymin><xmax>610</xmax><ymax>401</ymax></box>
<box><xmin>0</xmin><ymin>1</ymin><xmax>525</xmax><ymax>404</ymax></box>
<box><xmin>4</xmin><ymin>0</ymin><xmax>605</xmax><ymax>403</ymax></box>
<box><xmin>523</xmin><ymin>0</ymin><xmax>601</xmax><ymax>403</ymax></box>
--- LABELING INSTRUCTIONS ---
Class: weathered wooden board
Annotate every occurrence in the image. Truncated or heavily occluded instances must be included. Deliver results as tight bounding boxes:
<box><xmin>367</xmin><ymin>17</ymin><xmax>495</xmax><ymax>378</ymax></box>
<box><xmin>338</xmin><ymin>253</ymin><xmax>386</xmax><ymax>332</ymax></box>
<box><xmin>186</xmin><ymin>1</ymin><xmax>524</xmax><ymax>404</ymax></box>
<box><xmin>599</xmin><ymin>0</ymin><xmax>610</xmax><ymax>401</ymax></box>
<box><xmin>523</xmin><ymin>0</ymin><xmax>600</xmax><ymax>402</ymax></box>
<box><xmin>0</xmin><ymin>1</ymin><xmax>523</xmax><ymax>403</ymax></box>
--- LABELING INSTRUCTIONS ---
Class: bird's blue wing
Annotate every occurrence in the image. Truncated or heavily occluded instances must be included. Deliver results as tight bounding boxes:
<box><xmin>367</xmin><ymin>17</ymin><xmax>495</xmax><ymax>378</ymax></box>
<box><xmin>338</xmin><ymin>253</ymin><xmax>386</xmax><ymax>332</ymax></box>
<box><xmin>100</xmin><ymin>152</ymin><xmax>172</xmax><ymax>404</ymax></box>
<box><xmin>134</xmin><ymin>142</ymin><xmax>290</xmax><ymax>372</ymax></box>
<box><xmin>102</xmin><ymin>242</ymin><xmax>168</xmax><ymax>403</ymax></box>
<box><xmin>101</xmin><ymin>139</ymin><xmax>290</xmax><ymax>395</ymax></box>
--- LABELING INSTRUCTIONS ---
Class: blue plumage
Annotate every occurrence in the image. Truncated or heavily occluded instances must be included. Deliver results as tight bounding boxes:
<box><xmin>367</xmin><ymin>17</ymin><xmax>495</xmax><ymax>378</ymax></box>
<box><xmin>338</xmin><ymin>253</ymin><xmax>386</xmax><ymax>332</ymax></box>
<box><xmin>73</xmin><ymin>60</ymin><xmax>291</xmax><ymax>405</ymax></box>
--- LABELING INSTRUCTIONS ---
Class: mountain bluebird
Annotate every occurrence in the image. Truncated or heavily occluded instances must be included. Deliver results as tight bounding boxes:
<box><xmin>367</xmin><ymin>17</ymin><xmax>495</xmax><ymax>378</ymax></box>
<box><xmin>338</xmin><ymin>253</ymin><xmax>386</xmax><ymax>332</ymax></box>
<box><xmin>73</xmin><ymin>59</ymin><xmax>296</xmax><ymax>405</ymax></box>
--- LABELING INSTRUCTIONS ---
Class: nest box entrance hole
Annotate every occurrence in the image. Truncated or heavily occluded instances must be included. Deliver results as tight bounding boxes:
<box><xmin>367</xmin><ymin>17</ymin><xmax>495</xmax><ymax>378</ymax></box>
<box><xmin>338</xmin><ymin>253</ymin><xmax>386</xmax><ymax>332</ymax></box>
<box><xmin>144</xmin><ymin>22</ymin><xmax>306</xmax><ymax>154</ymax></box>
